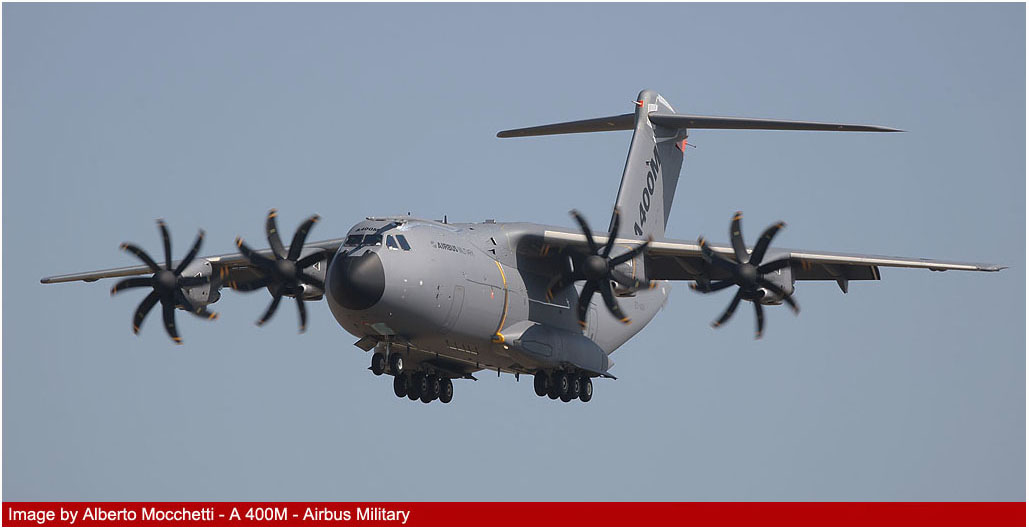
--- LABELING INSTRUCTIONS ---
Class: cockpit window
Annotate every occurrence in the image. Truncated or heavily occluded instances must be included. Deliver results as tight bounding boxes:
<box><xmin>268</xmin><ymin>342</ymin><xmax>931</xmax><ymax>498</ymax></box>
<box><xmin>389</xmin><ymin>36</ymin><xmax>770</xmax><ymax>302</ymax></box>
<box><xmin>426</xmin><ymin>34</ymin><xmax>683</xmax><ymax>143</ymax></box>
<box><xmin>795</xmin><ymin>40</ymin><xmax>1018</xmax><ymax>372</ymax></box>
<box><xmin>345</xmin><ymin>234</ymin><xmax>364</xmax><ymax>246</ymax></box>
<box><xmin>396</xmin><ymin>235</ymin><xmax>411</xmax><ymax>251</ymax></box>
<box><xmin>386</xmin><ymin>235</ymin><xmax>398</xmax><ymax>249</ymax></box>
<box><xmin>364</xmin><ymin>234</ymin><xmax>383</xmax><ymax>246</ymax></box>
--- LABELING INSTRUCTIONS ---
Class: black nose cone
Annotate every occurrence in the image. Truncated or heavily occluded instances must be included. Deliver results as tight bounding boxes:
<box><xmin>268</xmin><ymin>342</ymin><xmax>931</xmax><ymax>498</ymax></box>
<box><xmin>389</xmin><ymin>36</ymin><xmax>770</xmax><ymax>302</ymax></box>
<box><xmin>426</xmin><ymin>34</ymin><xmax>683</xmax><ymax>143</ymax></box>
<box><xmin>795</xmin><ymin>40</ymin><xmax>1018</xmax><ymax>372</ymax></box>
<box><xmin>329</xmin><ymin>251</ymin><xmax>385</xmax><ymax>310</ymax></box>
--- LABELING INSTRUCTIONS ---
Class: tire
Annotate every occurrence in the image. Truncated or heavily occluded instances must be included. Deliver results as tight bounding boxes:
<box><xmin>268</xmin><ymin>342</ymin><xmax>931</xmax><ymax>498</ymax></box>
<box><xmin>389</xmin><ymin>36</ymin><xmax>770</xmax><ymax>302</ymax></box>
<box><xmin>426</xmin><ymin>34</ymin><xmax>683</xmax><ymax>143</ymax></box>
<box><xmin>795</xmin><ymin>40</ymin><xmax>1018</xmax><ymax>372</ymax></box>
<box><xmin>533</xmin><ymin>371</ymin><xmax>548</xmax><ymax>397</ymax></box>
<box><xmin>547</xmin><ymin>385</ymin><xmax>560</xmax><ymax>400</ymax></box>
<box><xmin>420</xmin><ymin>375</ymin><xmax>437</xmax><ymax>403</ymax></box>
<box><xmin>430</xmin><ymin>377</ymin><xmax>441</xmax><ymax>399</ymax></box>
<box><xmin>555</xmin><ymin>371</ymin><xmax>569</xmax><ymax>397</ymax></box>
<box><xmin>388</xmin><ymin>353</ymin><xmax>403</xmax><ymax>374</ymax></box>
<box><xmin>393</xmin><ymin>375</ymin><xmax>408</xmax><ymax>398</ymax></box>
<box><xmin>579</xmin><ymin>377</ymin><xmax>593</xmax><ymax>402</ymax></box>
<box><xmin>570</xmin><ymin>375</ymin><xmax>582</xmax><ymax>398</ymax></box>
<box><xmin>408</xmin><ymin>373</ymin><xmax>423</xmax><ymax>400</ymax></box>
<box><xmin>370</xmin><ymin>352</ymin><xmax>386</xmax><ymax>376</ymax></box>
<box><xmin>439</xmin><ymin>379</ymin><xmax>454</xmax><ymax>404</ymax></box>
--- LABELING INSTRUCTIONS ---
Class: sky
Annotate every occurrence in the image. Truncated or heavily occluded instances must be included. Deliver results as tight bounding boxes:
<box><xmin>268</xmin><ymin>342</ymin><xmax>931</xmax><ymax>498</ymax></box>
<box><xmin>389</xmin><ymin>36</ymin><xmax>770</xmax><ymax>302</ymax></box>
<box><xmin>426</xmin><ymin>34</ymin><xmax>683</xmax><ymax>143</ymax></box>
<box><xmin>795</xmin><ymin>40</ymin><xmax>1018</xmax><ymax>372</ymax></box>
<box><xmin>2</xmin><ymin>3</ymin><xmax>1024</xmax><ymax>501</ymax></box>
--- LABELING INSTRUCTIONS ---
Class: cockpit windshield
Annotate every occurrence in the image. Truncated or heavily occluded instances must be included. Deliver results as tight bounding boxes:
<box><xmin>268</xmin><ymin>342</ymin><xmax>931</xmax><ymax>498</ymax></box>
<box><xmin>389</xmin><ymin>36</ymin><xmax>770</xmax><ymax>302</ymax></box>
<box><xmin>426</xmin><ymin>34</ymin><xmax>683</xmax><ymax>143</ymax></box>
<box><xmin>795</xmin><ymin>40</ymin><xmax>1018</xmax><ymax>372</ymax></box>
<box><xmin>344</xmin><ymin>234</ymin><xmax>364</xmax><ymax>246</ymax></box>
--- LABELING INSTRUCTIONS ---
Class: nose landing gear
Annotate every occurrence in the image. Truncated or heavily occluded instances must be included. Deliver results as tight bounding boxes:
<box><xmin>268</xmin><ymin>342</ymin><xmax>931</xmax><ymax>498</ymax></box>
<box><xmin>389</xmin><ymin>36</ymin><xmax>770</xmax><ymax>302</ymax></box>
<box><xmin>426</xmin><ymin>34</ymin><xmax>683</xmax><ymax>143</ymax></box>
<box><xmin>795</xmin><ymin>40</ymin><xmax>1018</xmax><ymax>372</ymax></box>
<box><xmin>370</xmin><ymin>351</ymin><xmax>454</xmax><ymax>404</ymax></box>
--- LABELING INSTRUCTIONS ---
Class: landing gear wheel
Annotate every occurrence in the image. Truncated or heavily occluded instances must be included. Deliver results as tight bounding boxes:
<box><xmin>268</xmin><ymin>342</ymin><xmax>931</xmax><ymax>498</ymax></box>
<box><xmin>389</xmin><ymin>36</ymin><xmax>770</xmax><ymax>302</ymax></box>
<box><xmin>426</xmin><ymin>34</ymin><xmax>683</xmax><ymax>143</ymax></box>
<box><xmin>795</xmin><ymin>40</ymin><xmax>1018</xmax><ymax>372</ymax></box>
<box><xmin>421</xmin><ymin>375</ymin><xmax>439</xmax><ymax>403</ymax></box>
<box><xmin>570</xmin><ymin>375</ymin><xmax>582</xmax><ymax>398</ymax></box>
<box><xmin>555</xmin><ymin>371</ymin><xmax>569</xmax><ymax>397</ymax></box>
<box><xmin>547</xmin><ymin>386</ymin><xmax>560</xmax><ymax>400</ymax></box>
<box><xmin>409</xmin><ymin>373</ymin><xmax>425</xmax><ymax>401</ymax></box>
<box><xmin>388</xmin><ymin>353</ymin><xmax>403</xmax><ymax>374</ymax></box>
<box><xmin>533</xmin><ymin>371</ymin><xmax>548</xmax><ymax>397</ymax></box>
<box><xmin>393</xmin><ymin>374</ymin><xmax>408</xmax><ymax>398</ymax></box>
<box><xmin>439</xmin><ymin>379</ymin><xmax>454</xmax><ymax>404</ymax></box>
<box><xmin>370</xmin><ymin>352</ymin><xmax>386</xmax><ymax>376</ymax></box>
<box><xmin>579</xmin><ymin>376</ymin><xmax>593</xmax><ymax>402</ymax></box>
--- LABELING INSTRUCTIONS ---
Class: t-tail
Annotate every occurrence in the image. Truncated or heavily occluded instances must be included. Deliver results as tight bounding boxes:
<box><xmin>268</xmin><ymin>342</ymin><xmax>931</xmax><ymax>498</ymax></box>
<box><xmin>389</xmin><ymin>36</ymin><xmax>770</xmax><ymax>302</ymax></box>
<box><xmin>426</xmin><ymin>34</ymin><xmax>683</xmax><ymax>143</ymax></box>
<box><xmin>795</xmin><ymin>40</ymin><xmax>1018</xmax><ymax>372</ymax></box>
<box><xmin>497</xmin><ymin>89</ymin><xmax>901</xmax><ymax>239</ymax></box>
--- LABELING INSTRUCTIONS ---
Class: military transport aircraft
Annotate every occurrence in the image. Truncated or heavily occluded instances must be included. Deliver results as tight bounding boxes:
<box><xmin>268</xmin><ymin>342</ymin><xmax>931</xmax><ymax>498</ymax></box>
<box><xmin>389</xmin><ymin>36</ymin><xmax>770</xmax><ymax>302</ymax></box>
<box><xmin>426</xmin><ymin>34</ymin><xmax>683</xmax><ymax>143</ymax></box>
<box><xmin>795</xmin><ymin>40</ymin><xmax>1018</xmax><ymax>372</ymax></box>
<box><xmin>41</xmin><ymin>90</ymin><xmax>1003</xmax><ymax>404</ymax></box>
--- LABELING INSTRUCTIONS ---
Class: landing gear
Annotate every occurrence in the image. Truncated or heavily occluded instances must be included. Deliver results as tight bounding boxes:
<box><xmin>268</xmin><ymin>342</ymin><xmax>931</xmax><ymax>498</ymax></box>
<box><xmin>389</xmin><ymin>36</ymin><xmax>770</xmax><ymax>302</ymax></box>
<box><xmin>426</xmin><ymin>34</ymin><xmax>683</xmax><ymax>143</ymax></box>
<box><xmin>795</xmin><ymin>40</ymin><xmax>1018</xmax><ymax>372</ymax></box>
<box><xmin>393</xmin><ymin>374</ymin><xmax>408</xmax><ymax>398</ymax></box>
<box><xmin>533</xmin><ymin>371</ymin><xmax>548</xmax><ymax>397</ymax></box>
<box><xmin>439</xmin><ymin>379</ymin><xmax>454</xmax><ymax>403</ymax></box>
<box><xmin>370</xmin><ymin>352</ymin><xmax>386</xmax><ymax>375</ymax></box>
<box><xmin>534</xmin><ymin>369</ymin><xmax>595</xmax><ymax>403</ymax></box>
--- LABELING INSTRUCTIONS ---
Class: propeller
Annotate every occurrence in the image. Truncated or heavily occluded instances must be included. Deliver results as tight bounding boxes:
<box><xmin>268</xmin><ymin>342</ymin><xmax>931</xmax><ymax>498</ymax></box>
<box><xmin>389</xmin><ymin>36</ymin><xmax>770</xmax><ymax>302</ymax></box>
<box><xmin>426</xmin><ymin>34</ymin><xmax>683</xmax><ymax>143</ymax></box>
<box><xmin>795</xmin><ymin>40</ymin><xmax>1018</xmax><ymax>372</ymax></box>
<box><xmin>110</xmin><ymin>219</ymin><xmax>217</xmax><ymax>344</ymax></box>
<box><xmin>691</xmin><ymin>211</ymin><xmax>799</xmax><ymax>338</ymax></box>
<box><xmin>546</xmin><ymin>209</ymin><xmax>652</xmax><ymax>330</ymax></box>
<box><xmin>233</xmin><ymin>209</ymin><xmax>331</xmax><ymax>332</ymax></box>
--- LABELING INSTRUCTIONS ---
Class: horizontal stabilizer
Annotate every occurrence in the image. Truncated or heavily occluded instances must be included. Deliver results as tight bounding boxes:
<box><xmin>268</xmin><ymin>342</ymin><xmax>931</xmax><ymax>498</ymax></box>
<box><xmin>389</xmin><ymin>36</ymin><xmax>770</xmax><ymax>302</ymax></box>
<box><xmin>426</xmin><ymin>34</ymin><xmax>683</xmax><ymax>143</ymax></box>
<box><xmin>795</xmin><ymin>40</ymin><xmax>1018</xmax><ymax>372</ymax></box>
<box><xmin>648</xmin><ymin>113</ymin><xmax>902</xmax><ymax>132</ymax></box>
<box><xmin>496</xmin><ymin>113</ymin><xmax>634</xmax><ymax>138</ymax></box>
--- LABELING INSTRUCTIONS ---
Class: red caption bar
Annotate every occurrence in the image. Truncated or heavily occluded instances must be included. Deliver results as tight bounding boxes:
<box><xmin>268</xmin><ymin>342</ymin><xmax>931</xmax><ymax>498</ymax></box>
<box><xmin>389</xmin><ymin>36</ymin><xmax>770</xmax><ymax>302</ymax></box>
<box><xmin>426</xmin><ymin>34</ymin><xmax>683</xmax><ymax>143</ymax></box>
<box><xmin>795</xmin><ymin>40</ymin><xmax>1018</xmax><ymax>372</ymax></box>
<box><xmin>2</xmin><ymin>502</ymin><xmax>1025</xmax><ymax>527</ymax></box>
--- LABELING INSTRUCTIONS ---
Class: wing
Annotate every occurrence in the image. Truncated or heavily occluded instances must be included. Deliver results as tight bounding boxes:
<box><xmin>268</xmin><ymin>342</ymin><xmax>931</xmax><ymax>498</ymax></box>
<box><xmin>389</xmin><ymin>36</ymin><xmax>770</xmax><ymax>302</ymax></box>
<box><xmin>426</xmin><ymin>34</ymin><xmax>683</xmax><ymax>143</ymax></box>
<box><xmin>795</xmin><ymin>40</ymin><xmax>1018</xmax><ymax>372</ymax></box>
<box><xmin>40</xmin><ymin>238</ymin><xmax>345</xmax><ymax>285</ymax></box>
<box><xmin>540</xmin><ymin>229</ymin><xmax>1003</xmax><ymax>287</ymax></box>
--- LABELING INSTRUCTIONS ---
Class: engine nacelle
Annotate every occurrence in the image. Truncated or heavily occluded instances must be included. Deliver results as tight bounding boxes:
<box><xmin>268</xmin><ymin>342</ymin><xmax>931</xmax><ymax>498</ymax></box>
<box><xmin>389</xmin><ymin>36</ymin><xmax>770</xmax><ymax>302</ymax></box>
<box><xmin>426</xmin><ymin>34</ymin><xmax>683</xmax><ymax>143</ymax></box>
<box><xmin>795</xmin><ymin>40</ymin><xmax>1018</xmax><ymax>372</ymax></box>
<box><xmin>297</xmin><ymin>247</ymin><xmax>329</xmax><ymax>299</ymax></box>
<box><xmin>759</xmin><ymin>254</ymin><xmax>794</xmax><ymax>305</ymax></box>
<box><xmin>177</xmin><ymin>259</ymin><xmax>219</xmax><ymax>307</ymax></box>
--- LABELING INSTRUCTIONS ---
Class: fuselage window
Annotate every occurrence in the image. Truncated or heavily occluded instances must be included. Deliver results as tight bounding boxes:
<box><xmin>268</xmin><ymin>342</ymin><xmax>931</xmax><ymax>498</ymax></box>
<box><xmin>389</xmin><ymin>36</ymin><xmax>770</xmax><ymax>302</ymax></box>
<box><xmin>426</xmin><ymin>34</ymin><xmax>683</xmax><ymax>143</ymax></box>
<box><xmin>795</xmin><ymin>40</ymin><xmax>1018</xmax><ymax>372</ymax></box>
<box><xmin>386</xmin><ymin>235</ymin><xmax>398</xmax><ymax>249</ymax></box>
<box><xmin>365</xmin><ymin>234</ymin><xmax>383</xmax><ymax>246</ymax></box>
<box><xmin>345</xmin><ymin>234</ymin><xmax>364</xmax><ymax>246</ymax></box>
<box><xmin>396</xmin><ymin>235</ymin><xmax>411</xmax><ymax>251</ymax></box>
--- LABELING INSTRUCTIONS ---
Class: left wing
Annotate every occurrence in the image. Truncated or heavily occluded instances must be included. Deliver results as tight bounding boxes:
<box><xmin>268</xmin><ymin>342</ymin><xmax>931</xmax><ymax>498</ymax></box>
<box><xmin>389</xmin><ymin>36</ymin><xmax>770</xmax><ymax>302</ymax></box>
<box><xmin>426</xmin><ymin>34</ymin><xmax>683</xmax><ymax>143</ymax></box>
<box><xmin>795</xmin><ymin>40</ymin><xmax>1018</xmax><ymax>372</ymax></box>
<box><xmin>541</xmin><ymin>229</ymin><xmax>1004</xmax><ymax>290</ymax></box>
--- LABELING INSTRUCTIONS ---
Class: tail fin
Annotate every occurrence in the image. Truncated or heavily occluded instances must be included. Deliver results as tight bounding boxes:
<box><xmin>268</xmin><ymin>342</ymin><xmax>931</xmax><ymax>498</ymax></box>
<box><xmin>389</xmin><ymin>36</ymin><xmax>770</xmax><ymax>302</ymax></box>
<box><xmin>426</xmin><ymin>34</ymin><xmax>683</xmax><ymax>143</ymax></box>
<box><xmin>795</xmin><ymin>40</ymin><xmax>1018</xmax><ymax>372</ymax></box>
<box><xmin>497</xmin><ymin>89</ymin><xmax>901</xmax><ymax>239</ymax></box>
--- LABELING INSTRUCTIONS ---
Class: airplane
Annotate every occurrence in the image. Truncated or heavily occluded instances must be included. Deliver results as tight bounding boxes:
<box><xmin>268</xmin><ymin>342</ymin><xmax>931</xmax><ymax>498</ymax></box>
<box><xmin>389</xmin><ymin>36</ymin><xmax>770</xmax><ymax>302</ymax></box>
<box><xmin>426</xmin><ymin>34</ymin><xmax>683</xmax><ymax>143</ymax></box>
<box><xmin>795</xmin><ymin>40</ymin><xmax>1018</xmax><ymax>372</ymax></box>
<box><xmin>40</xmin><ymin>89</ymin><xmax>1004</xmax><ymax>405</ymax></box>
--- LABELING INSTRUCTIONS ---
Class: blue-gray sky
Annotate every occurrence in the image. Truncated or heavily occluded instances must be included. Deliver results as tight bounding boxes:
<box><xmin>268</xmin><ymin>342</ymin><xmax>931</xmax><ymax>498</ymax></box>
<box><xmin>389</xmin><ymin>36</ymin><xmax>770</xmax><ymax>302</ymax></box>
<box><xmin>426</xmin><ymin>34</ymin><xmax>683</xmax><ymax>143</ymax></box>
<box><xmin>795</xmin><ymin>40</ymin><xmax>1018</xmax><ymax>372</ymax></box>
<box><xmin>3</xmin><ymin>3</ymin><xmax>1024</xmax><ymax>501</ymax></box>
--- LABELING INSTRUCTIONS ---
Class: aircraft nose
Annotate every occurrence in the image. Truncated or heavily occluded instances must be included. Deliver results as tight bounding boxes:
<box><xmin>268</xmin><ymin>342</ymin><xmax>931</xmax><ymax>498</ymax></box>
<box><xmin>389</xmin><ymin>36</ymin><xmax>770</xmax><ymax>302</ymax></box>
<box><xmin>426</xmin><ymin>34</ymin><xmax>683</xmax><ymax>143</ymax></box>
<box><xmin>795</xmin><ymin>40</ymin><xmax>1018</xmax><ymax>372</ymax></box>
<box><xmin>328</xmin><ymin>251</ymin><xmax>385</xmax><ymax>310</ymax></box>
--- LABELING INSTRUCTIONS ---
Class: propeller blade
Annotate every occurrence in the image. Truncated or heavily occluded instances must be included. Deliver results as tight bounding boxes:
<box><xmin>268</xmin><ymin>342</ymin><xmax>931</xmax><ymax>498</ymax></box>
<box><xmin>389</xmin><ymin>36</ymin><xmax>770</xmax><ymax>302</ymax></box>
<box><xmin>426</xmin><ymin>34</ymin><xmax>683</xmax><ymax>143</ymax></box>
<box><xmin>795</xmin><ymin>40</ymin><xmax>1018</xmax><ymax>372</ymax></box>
<box><xmin>699</xmin><ymin>238</ymin><xmax>740</xmax><ymax>274</ymax></box>
<box><xmin>173</xmin><ymin>230</ymin><xmax>205</xmax><ymax>275</ymax></box>
<box><xmin>753</xmin><ymin>301</ymin><xmax>764</xmax><ymax>339</ymax></box>
<box><xmin>157</xmin><ymin>219</ymin><xmax>173</xmax><ymax>270</ymax></box>
<box><xmin>757</xmin><ymin>278</ymin><xmax>800</xmax><ymax>314</ymax></box>
<box><xmin>577</xmin><ymin>281</ymin><xmax>597</xmax><ymax>329</ymax></box>
<box><xmin>229</xmin><ymin>277</ymin><xmax>272</xmax><ymax>292</ymax></box>
<box><xmin>599</xmin><ymin>281</ymin><xmax>630</xmax><ymax>324</ymax></box>
<box><xmin>570</xmin><ymin>210</ymin><xmax>599</xmax><ymax>253</ymax></box>
<box><xmin>296</xmin><ymin>298</ymin><xmax>307</xmax><ymax>333</ymax></box>
<box><xmin>288</xmin><ymin>215</ymin><xmax>320</xmax><ymax>261</ymax></box>
<box><xmin>296</xmin><ymin>249</ymin><xmax>331</xmax><ymax>269</ymax></box>
<box><xmin>712</xmin><ymin>289</ymin><xmax>743</xmax><ymax>328</ymax></box>
<box><xmin>750</xmin><ymin>222</ymin><xmax>785</xmax><ymax>265</ymax></box>
<box><xmin>265</xmin><ymin>209</ymin><xmax>287</xmax><ymax>260</ymax></box>
<box><xmin>236</xmin><ymin>237</ymin><xmax>276</xmax><ymax>269</ymax></box>
<box><xmin>601</xmin><ymin>208</ymin><xmax>621</xmax><ymax>258</ymax></box>
<box><xmin>257</xmin><ymin>292</ymin><xmax>283</xmax><ymax>326</ymax></box>
<box><xmin>132</xmin><ymin>291</ymin><xmax>161</xmax><ymax>334</ymax></box>
<box><xmin>111</xmin><ymin>277</ymin><xmax>152</xmax><ymax>295</ymax></box>
<box><xmin>730</xmin><ymin>211</ymin><xmax>748</xmax><ymax>263</ymax></box>
<box><xmin>757</xmin><ymin>257</ymin><xmax>792</xmax><ymax>274</ymax></box>
<box><xmin>160</xmin><ymin>298</ymin><xmax>182</xmax><ymax>344</ymax></box>
<box><xmin>120</xmin><ymin>243</ymin><xmax>161</xmax><ymax>273</ymax></box>
<box><xmin>609</xmin><ymin>237</ymin><xmax>651</xmax><ymax>266</ymax></box>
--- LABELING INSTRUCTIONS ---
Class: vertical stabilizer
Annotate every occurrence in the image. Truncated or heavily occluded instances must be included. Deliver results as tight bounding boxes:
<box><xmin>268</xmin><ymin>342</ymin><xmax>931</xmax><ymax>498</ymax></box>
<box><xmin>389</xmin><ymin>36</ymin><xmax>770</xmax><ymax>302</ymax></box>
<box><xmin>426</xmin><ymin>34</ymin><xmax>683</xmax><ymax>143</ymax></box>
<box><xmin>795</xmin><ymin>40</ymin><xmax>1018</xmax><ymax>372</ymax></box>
<box><xmin>610</xmin><ymin>90</ymin><xmax>687</xmax><ymax>240</ymax></box>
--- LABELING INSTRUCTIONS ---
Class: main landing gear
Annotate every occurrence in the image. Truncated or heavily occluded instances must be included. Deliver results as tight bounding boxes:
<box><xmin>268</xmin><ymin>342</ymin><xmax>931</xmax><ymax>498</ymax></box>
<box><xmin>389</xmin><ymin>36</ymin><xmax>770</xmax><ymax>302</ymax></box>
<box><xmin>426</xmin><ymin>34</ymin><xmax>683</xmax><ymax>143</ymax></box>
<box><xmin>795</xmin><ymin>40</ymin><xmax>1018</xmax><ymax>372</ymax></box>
<box><xmin>534</xmin><ymin>370</ymin><xmax>593</xmax><ymax>403</ymax></box>
<box><xmin>371</xmin><ymin>351</ymin><xmax>453</xmax><ymax>404</ymax></box>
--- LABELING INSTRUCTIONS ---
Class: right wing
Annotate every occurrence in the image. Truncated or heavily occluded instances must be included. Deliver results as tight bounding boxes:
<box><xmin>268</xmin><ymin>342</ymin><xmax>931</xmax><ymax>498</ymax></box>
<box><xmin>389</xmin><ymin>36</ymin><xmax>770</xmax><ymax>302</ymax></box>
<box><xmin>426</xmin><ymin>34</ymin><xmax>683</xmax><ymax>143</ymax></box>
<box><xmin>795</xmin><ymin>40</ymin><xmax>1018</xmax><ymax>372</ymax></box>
<box><xmin>40</xmin><ymin>238</ymin><xmax>345</xmax><ymax>285</ymax></box>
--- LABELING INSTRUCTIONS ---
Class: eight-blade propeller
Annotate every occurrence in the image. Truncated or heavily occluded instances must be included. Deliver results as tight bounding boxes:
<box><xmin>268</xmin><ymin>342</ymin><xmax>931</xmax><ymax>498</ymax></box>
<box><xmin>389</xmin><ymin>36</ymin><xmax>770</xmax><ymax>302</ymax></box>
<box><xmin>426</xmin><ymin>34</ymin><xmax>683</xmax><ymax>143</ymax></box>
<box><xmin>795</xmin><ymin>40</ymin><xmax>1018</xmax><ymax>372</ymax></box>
<box><xmin>110</xmin><ymin>220</ymin><xmax>217</xmax><ymax>344</ymax></box>
<box><xmin>692</xmin><ymin>211</ymin><xmax>799</xmax><ymax>338</ymax></box>
<box><xmin>547</xmin><ymin>209</ymin><xmax>652</xmax><ymax>329</ymax></box>
<box><xmin>233</xmin><ymin>209</ymin><xmax>331</xmax><ymax>332</ymax></box>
